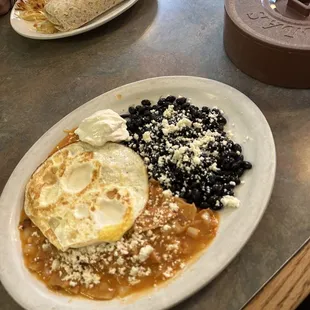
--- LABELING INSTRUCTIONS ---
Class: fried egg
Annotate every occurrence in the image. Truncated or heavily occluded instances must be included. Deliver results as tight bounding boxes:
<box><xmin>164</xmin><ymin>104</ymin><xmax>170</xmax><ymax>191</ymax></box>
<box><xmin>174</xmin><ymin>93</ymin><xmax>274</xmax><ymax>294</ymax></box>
<box><xmin>24</xmin><ymin>142</ymin><xmax>148</xmax><ymax>251</ymax></box>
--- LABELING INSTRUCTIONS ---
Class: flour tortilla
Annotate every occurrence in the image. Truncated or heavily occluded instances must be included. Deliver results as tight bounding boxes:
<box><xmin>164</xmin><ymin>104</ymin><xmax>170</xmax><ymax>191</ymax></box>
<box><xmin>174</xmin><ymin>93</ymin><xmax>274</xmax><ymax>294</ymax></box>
<box><xmin>44</xmin><ymin>0</ymin><xmax>125</xmax><ymax>32</ymax></box>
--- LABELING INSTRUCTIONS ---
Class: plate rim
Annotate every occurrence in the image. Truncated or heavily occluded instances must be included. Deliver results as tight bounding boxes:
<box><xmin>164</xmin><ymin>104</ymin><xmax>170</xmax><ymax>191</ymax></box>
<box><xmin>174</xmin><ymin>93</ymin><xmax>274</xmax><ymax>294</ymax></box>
<box><xmin>0</xmin><ymin>76</ymin><xmax>276</xmax><ymax>310</ymax></box>
<box><xmin>10</xmin><ymin>0</ymin><xmax>139</xmax><ymax>40</ymax></box>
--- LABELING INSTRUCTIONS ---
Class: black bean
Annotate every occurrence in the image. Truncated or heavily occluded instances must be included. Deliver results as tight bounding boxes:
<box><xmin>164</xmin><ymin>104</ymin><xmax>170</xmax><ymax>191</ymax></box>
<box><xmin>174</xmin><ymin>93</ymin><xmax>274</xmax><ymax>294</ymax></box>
<box><xmin>226</xmin><ymin>190</ymin><xmax>234</xmax><ymax>196</ymax></box>
<box><xmin>212</xmin><ymin>108</ymin><xmax>220</xmax><ymax>114</ymax></box>
<box><xmin>207</xmin><ymin>174</ymin><xmax>217</xmax><ymax>184</ymax></box>
<box><xmin>242</xmin><ymin>161</ymin><xmax>252</xmax><ymax>169</ymax></box>
<box><xmin>234</xmin><ymin>144</ymin><xmax>242</xmax><ymax>153</ymax></box>
<box><xmin>143</xmin><ymin>116</ymin><xmax>151</xmax><ymax>123</ymax></box>
<box><xmin>221</xmin><ymin>157</ymin><xmax>234</xmax><ymax>170</ymax></box>
<box><xmin>237</xmin><ymin>154</ymin><xmax>244</xmax><ymax>161</ymax></box>
<box><xmin>165</xmin><ymin>95</ymin><xmax>176</xmax><ymax>103</ymax></box>
<box><xmin>129</xmin><ymin>106</ymin><xmax>136</xmax><ymax>114</ymax></box>
<box><xmin>231</xmin><ymin>161</ymin><xmax>242</xmax><ymax>171</ymax></box>
<box><xmin>143</xmin><ymin>109</ymin><xmax>151</xmax><ymax>116</ymax></box>
<box><xmin>192</xmin><ymin>110</ymin><xmax>200</xmax><ymax>118</ymax></box>
<box><xmin>226</xmin><ymin>141</ymin><xmax>234</xmax><ymax>149</ymax></box>
<box><xmin>192</xmin><ymin>188</ymin><xmax>201</xmax><ymax>203</ymax></box>
<box><xmin>158</xmin><ymin>98</ymin><xmax>166</xmax><ymax>106</ymax></box>
<box><xmin>218</xmin><ymin>117</ymin><xmax>227</xmax><ymax>125</ymax></box>
<box><xmin>202</xmin><ymin>106</ymin><xmax>210</xmax><ymax>113</ymax></box>
<box><xmin>136</xmin><ymin>105</ymin><xmax>144</xmax><ymax>114</ymax></box>
<box><xmin>215</xmin><ymin>175</ymin><xmax>223</xmax><ymax>182</ymax></box>
<box><xmin>207</xmin><ymin>195</ymin><xmax>218</xmax><ymax>206</ymax></box>
<box><xmin>200</xmin><ymin>202</ymin><xmax>209</xmax><ymax>209</ymax></box>
<box><xmin>218</xmin><ymin>125</ymin><xmax>224</xmax><ymax>132</ymax></box>
<box><xmin>191</xmin><ymin>181</ymin><xmax>200</xmax><ymax>189</ymax></box>
<box><xmin>151</xmin><ymin>114</ymin><xmax>159</xmax><ymax>121</ymax></box>
<box><xmin>176</xmin><ymin>97</ymin><xmax>187</xmax><ymax>105</ymax></box>
<box><xmin>218</xmin><ymin>170</ymin><xmax>232</xmax><ymax>176</ymax></box>
<box><xmin>182</xmin><ymin>102</ymin><xmax>190</xmax><ymax>109</ymax></box>
<box><xmin>189</xmin><ymin>106</ymin><xmax>197</xmax><ymax>115</ymax></box>
<box><xmin>179</xmin><ymin>192</ymin><xmax>185</xmax><ymax>198</ymax></box>
<box><xmin>141</xmin><ymin>99</ymin><xmax>151</xmax><ymax>106</ymax></box>
<box><xmin>212</xmin><ymin>183</ymin><xmax>223</xmax><ymax>195</ymax></box>
<box><xmin>224</xmin><ymin>183</ymin><xmax>234</xmax><ymax>190</ymax></box>
<box><xmin>237</xmin><ymin>168</ymin><xmax>244</xmax><ymax>177</ymax></box>
<box><xmin>231</xmin><ymin>177</ymin><xmax>241</xmax><ymax>185</ymax></box>
<box><xmin>207</xmin><ymin>142</ymin><xmax>216</xmax><ymax>152</ymax></box>
<box><xmin>221</xmin><ymin>150</ymin><xmax>230</xmax><ymax>157</ymax></box>
<box><xmin>134</xmin><ymin>118</ymin><xmax>143</xmax><ymax>127</ymax></box>
<box><xmin>227</xmin><ymin>151</ymin><xmax>239</xmax><ymax>158</ymax></box>
<box><xmin>210</xmin><ymin>201</ymin><xmax>223</xmax><ymax>211</ymax></box>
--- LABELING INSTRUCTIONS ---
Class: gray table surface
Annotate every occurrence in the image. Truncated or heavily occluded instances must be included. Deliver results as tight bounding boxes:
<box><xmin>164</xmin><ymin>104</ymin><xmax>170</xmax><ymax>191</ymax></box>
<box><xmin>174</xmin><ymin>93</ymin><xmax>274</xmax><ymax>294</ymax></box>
<box><xmin>1</xmin><ymin>0</ymin><xmax>310</xmax><ymax>309</ymax></box>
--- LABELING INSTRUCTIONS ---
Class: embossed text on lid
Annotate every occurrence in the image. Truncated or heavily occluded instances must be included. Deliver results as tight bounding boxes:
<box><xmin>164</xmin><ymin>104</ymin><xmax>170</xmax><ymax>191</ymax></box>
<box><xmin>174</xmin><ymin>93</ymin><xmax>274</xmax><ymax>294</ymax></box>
<box><xmin>225</xmin><ymin>0</ymin><xmax>310</xmax><ymax>50</ymax></box>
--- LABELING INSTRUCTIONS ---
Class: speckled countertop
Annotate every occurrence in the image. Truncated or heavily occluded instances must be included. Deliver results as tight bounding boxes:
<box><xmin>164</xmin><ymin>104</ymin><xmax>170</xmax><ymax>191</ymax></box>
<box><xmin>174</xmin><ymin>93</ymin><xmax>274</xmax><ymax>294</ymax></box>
<box><xmin>0</xmin><ymin>0</ymin><xmax>310</xmax><ymax>309</ymax></box>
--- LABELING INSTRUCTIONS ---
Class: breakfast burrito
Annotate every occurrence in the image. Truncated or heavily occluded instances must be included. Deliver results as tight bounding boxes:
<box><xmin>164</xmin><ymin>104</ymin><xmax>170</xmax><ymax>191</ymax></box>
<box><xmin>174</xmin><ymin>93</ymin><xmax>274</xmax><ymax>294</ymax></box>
<box><xmin>44</xmin><ymin>0</ymin><xmax>126</xmax><ymax>31</ymax></box>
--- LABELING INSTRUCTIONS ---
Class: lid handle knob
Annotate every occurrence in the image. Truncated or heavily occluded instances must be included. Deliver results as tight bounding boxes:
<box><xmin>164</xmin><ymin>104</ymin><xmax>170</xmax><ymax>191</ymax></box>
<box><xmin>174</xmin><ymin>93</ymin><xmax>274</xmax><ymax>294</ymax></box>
<box><xmin>287</xmin><ymin>0</ymin><xmax>310</xmax><ymax>16</ymax></box>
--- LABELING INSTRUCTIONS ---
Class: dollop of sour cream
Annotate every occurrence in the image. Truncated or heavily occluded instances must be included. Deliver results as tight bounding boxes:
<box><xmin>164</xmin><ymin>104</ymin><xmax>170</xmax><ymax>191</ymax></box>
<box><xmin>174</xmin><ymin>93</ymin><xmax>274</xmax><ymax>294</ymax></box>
<box><xmin>75</xmin><ymin>109</ymin><xmax>129</xmax><ymax>147</ymax></box>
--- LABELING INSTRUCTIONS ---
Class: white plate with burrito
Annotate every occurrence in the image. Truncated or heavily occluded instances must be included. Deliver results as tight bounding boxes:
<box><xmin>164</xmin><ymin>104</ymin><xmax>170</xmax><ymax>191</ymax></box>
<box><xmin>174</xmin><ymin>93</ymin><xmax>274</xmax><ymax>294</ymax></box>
<box><xmin>10</xmin><ymin>0</ymin><xmax>139</xmax><ymax>40</ymax></box>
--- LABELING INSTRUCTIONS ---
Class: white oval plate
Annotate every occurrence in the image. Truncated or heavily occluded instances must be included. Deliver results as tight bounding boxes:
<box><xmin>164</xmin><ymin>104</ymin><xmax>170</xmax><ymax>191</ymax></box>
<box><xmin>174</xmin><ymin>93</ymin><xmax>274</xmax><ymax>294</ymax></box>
<box><xmin>10</xmin><ymin>0</ymin><xmax>139</xmax><ymax>40</ymax></box>
<box><xmin>0</xmin><ymin>76</ymin><xmax>276</xmax><ymax>310</ymax></box>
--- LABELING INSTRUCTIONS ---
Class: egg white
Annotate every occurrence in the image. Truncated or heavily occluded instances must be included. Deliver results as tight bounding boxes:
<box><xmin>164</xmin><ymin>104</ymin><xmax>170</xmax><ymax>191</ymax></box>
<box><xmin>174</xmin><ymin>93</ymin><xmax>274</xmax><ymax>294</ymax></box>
<box><xmin>24</xmin><ymin>142</ymin><xmax>149</xmax><ymax>251</ymax></box>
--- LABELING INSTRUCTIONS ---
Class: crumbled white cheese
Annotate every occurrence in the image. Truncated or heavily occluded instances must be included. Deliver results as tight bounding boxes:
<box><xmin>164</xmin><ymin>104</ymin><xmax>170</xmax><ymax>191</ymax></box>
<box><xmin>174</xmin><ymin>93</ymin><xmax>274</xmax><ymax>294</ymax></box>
<box><xmin>158</xmin><ymin>174</ymin><xmax>171</xmax><ymax>186</ymax></box>
<box><xmin>118</xmin><ymin>267</ymin><xmax>126</xmax><ymax>275</ymax></box>
<box><xmin>161</xmin><ymin>117</ymin><xmax>192</xmax><ymax>136</ymax></box>
<box><xmin>163</xmin><ymin>267</ymin><xmax>173</xmax><ymax>278</ymax></box>
<box><xmin>130</xmin><ymin>266</ymin><xmax>139</xmax><ymax>276</ymax></box>
<box><xmin>220</xmin><ymin>195</ymin><xmax>240</xmax><ymax>208</ymax></box>
<box><xmin>166</xmin><ymin>243</ymin><xmax>179</xmax><ymax>251</ymax></box>
<box><xmin>227</xmin><ymin>130</ymin><xmax>234</xmax><ymax>138</ymax></box>
<box><xmin>163</xmin><ymin>105</ymin><xmax>175</xmax><ymax>118</ymax></box>
<box><xmin>158</xmin><ymin>156</ymin><xmax>165</xmax><ymax>167</ymax></box>
<box><xmin>42</xmin><ymin>243</ymin><xmax>50</xmax><ymax>251</ymax></box>
<box><xmin>138</xmin><ymin>245</ymin><xmax>154</xmax><ymax>262</ymax></box>
<box><xmin>193</xmin><ymin>156</ymin><xmax>201</xmax><ymax>165</ymax></box>
<box><xmin>116</xmin><ymin>257</ymin><xmax>125</xmax><ymax>265</ymax></box>
<box><xmin>143</xmin><ymin>131</ymin><xmax>152</xmax><ymax>143</ymax></box>
<box><xmin>31</xmin><ymin>231</ymin><xmax>39</xmax><ymax>238</ymax></box>
<box><xmin>169</xmin><ymin>202</ymin><xmax>179</xmax><ymax>212</ymax></box>
<box><xmin>162</xmin><ymin>225</ymin><xmax>171</xmax><ymax>232</ymax></box>
<box><xmin>162</xmin><ymin>189</ymin><xmax>173</xmax><ymax>197</ymax></box>
<box><xmin>201</xmin><ymin>212</ymin><xmax>211</xmax><ymax>222</ymax></box>
<box><xmin>176</xmin><ymin>118</ymin><xmax>192</xmax><ymax>129</ymax></box>
<box><xmin>193</xmin><ymin>122</ymin><xmax>202</xmax><ymax>129</ymax></box>
<box><xmin>209</xmin><ymin>162</ymin><xmax>219</xmax><ymax>172</ymax></box>
<box><xmin>51</xmin><ymin>259</ymin><xmax>60</xmax><ymax>271</ymax></box>
<box><xmin>107</xmin><ymin>268</ymin><xmax>116</xmax><ymax>275</ymax></box>
<box><xmin>128</xmin><ymin>277</ymin><xmax>141</xmax><ymax>285</ymax></box>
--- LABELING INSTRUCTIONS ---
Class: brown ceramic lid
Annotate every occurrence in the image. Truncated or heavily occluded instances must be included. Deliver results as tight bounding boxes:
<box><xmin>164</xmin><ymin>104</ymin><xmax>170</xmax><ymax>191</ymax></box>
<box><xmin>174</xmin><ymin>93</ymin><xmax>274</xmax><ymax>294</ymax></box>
<box><xmin>224</xmin><ymin>0</ymin><xmax>310</xmax><ymax>88</ymax></box>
